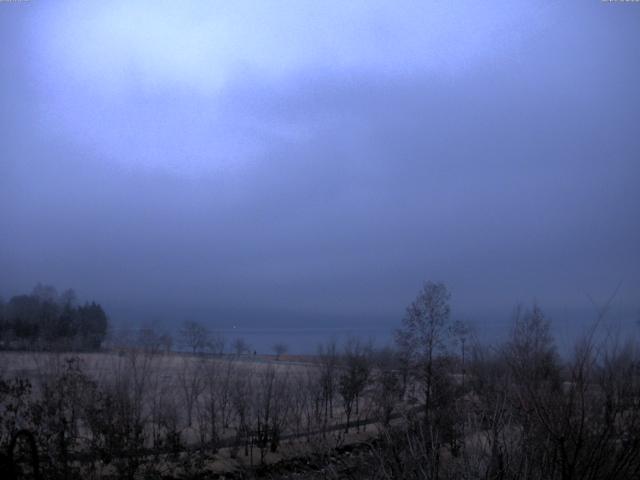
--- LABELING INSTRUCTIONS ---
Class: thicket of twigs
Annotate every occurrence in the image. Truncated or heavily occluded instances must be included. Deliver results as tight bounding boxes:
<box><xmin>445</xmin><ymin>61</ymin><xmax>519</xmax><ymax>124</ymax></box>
<box><xmin>0</xmin><ymin>282</ymin><xmax>638</xmax><ymax>480</ymax></box>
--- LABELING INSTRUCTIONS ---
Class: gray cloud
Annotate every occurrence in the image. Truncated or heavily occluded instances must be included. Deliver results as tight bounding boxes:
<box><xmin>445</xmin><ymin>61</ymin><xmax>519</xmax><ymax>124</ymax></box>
<box><xmin>1</xmin><ymin>1</ymin><xmax>639</xmax><ymax>343</ymax></box>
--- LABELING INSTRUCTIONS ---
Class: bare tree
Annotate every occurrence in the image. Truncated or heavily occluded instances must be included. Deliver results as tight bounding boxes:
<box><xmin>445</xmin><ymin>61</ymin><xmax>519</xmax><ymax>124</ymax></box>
<box><xmin>303</xmin><ymin>367</ymin><xmax>325</xmax><ymax>441</ymax></box>
<box><xmin>230</xmin><ymin>364</ymin><xmax>253</xmax><ymax>458</ymax></box>
<box><xmin>198</xmin><ymin>356</ymin><xmax>235</xmax><ymax>452</ymax></box>
<box><xmin>371</xmin><ymin>353</ymin><xmax>402</xmax><ymax>427</ymax></box>
<box><xmin>496</xmin><ymin>304</ymin><xmax>640</xmax><ymax>480</ymax></box>
<box><xmin>451</xmin><ymin>319</ymin><xmax>471</xmax><ymax>391</ymax></box>
<box><xmin>177</xmin><ymin>356</ymin><xmax>205</xmax><ymax>428</ymax></box>
<box><xmin>136</xmin><ymin>325</ymin><xmax>170</xmax><ymax>355</ymax></box>
<box><xmin>180</xmin><ymin>320</ymin><xmax>211</xmax><ymax>355</ymax></box>
<box><xmin>338</xmin><ymin>338</ymin><xmax>372</xmax><ymax>432</ymax></box>
<box><xmin>209</xmin><ymin>331</ymin><xmax>225</xmax><ymax>356</ymax></box>
<box><xmin>504</xmin><ymin>303</ymin><xmax>559</xmax><ymax>387</ymax></box>
<box><xmin>251</xmin><ymin>365</ymin><xmax>292</xmax><ymax>463</ymax></box>
<box><xmin>86</xmin><ymin>348</ymin><xmax>158</xmax><ymax>480</ymax></box>
<box><xmin>317</xmin><ymin>338</ymin><xmax>339</xmax><ymax>431</ymax></box>
<box><xmin>289</xmin><ymin>371</ymin><xmax>312</xmax><ymax>438</ymax></box>
<box><xmin>232</xmin><ymin>337</ymin><xmax>250</xmax><ymax>356</ymax></box>
<box><xmin>272</xmin><ymin>342</ymin><xmax>288</xmax><ymax>360</ymax></box>
<box><xmin>395</xmin><ymin>281</ymin><xmax>452</xmax><ymax>423</ymax></box>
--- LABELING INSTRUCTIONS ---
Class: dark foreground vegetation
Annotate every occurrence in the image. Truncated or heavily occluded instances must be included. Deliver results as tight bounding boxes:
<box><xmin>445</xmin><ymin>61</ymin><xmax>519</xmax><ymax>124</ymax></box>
<box><xmin>0</xmin><ymin>282</ymin><xmax>638</xmax><ymax>479</ymax></box>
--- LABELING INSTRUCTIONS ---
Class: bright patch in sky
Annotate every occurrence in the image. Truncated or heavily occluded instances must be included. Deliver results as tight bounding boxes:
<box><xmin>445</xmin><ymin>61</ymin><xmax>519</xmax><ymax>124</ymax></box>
<box><xmin>31</xmin><ymin>0</ymin><xmax>547</xmax><ymax>174</ymax></box>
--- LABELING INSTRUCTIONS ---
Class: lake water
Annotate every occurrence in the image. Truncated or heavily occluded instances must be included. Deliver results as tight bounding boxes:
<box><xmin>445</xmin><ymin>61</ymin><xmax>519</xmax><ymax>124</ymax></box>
<box><xmin>112</xmin><ymin>306</ymin><xmax>638</xmax><ymax>355</ymax></box>
<box><xmin>215</xmin><ymin>314</ymin><xmax>638</xmax><ymax>356</ymax></box>
<box><xmin>218</xmin><ymin>327</ymin><xmax>395</xmax><ymax>354</ymax></box>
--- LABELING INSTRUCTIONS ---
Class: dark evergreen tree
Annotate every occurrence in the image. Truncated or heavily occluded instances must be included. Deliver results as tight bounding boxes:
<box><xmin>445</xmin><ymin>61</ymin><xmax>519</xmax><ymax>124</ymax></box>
<box><xmin>0</xmin><ymin>286</ymin><xmax>109</xmax><ymax>351</ymax></box>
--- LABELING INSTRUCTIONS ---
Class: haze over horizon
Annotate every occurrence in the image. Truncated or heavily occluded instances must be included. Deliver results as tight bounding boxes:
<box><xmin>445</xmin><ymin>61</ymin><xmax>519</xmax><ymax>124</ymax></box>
<box><xmin>2</xmin><ymin>1</ymin><xmax>639</xmax><ymax>348</ymax></box>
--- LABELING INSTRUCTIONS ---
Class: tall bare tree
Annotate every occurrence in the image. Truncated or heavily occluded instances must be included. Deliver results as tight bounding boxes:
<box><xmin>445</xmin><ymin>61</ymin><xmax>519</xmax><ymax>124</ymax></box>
<box><xmin>317</xmin><ymin>338</ymin><xmax>339</xmax><ymax>431</ymax></box>
<box><xmin>232</xmin><ymin>337</ymin><xmax>250</xmax><ymax>356</ymax></box>
<box><xmin>338</xmin><ymin>338</ymin><xmax>372</xmax><ymax>432</ymax></box>
<box><xmin>272</xmin><ymin>342</ymin><xmax>288</xmax><ymax>360</ymax></box>
<box><xmin>180</xmin><ymin>320</ymin><xmax>211</xmax><ymax>355</ymax></box>
<box><xmin>395</xmin><ymin>281</ymin><xmax>452</xmax><ymax>423</ymax></box>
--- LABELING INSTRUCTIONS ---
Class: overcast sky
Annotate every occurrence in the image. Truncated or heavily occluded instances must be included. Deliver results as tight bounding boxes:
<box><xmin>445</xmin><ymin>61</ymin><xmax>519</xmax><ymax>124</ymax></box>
<box><xmin>1</xmin><ymin>1</ymin><xmax>639</xmax><ymax>338</ymax></box>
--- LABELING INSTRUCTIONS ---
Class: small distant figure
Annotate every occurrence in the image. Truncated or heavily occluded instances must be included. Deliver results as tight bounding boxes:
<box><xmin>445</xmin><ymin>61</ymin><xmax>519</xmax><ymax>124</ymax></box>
<box><xmin>253</xmin><ymin>350</ymin><xmax>257</xmax><ymax>355</ymax></box>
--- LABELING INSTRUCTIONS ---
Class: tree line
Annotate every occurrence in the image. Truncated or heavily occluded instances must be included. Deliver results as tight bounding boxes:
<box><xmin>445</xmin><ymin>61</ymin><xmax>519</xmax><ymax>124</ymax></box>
<box><xmin>0</xmin><ymin>281</ymin><xmax>638</xmax><ymax>479</ymax></box>
<box><xmin>368</xmin><ymin>282</ymin><xmax>640</xmax><ymax>480</ymax></box>
<box><xmin>0</xmin><ymin>284</ymin><xmax>109</xmax><ymax>351</ymax></box>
